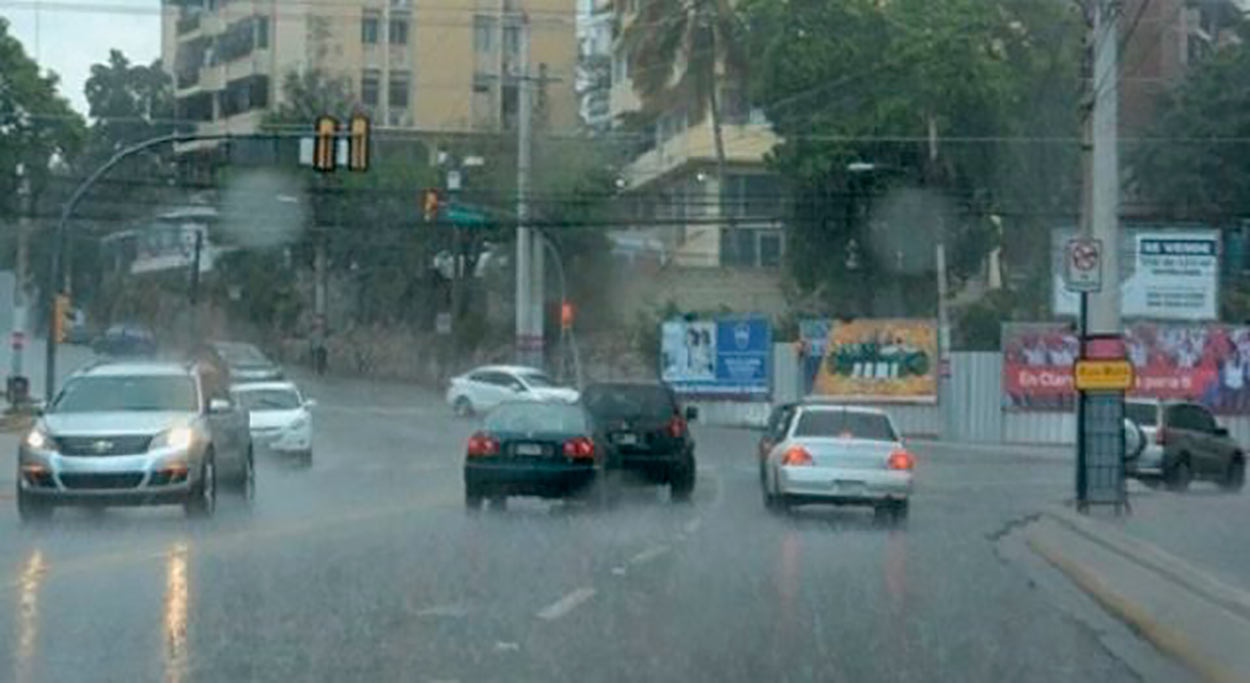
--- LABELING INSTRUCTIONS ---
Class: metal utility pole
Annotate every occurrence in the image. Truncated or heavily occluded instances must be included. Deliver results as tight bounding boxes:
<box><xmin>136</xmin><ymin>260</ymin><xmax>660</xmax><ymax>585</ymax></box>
<box><xmin>188</xmin><ymin>230</ymin><xmax>204</xmax><ymax>341</ymax></box>
<box><xmin>1089</xmin><ymin>0</ymin><xmax>1120</xmax><ymax>335</ymax></box>
<box><xmin>313</xmin><ymin>237</ymin><xmax>328</xmax><ymax>375</ymax></box>
<box><xmin>515</xmin><ymin>17</ymin><xmax>540</xmax><ymax>367</ymax></box>
<box><xmin>11</xmin><ymin>167</ymin><xmax>31</xmax><ymax>386</ymax></box>
<box><xmin>936</xmin><ymin>242</ymin><xmax>953</xmax><ymax>438</ymax></box>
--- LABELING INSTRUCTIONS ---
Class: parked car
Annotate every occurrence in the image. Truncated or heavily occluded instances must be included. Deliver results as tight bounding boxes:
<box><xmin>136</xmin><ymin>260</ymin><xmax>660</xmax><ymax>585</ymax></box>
<box><xmin>92</xmin><ymin>323</ymin><xmax>157</xmax><ymax>357</ymax></box>
<box><xmin>1126</xmin><ymin>400</ymin><xmax>1245</xmax><ymax>492</ymax></box>
<box><xmin>15</xmin><ymin>359</ymin><xmax>254</xmax><ymax>521</ymax></box>
<box><xmin>446</xmin><ymin>365</ymin><xmax>579</xmax><ymax>417</ymax></box>
<box><xmin>463</xmin><ymin>401</ymin><xmax>607</xmax><ymax>510</ymax></box>
<box><xmin>582</xmin><ymin>381</ymin><xmax>697</xmax><ymax>502</ymax></box>
<box><xmin>210</xmin><ymin>341</ymin><xmax>283</xmax><ymax>383</ymax></box>
<box><xmin>231</xmin><ymin>381</ymin><xmax>315</xmax><ymax>464</ymax></box>
<box><xmin>759</xmin><ymin>403</ymin><xmax>914</xmax><ymax>522</ymax></box>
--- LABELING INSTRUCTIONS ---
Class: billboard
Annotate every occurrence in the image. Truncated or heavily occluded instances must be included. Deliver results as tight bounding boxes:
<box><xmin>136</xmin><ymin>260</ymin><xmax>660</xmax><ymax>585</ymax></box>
<box><xmin>802</xmin><ymin>319</ymin><xmax>937</xmax><ymax>403</ymax></box>
<box><xmin>1053</xmin><ymin>228</ymin><xmax>1219</xmax><ymax>320</ymax></box>
<box><xmin>1003</xmin><ymin>322</ymin><xmax>1250</xmax><ymax>414</ymax></box>
<box><xmin>660</xmin><ymin>316</ymin><xmax>771</xmax><ymax>397</ymax></box>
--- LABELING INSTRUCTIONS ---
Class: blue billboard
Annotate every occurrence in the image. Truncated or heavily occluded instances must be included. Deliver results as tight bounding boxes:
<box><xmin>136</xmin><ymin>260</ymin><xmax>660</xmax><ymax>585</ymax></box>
<box><xmin>660</xmin><ymin>316</ymin><xmax>771</xmax><ymax>398</ymax></box>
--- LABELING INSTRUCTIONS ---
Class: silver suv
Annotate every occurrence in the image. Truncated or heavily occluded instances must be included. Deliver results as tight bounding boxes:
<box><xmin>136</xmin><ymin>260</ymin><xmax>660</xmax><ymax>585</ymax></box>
<box><xmin>16</xmin><ymin>360</ymin><xmax>254</xmax><ymax>521</ymax></box>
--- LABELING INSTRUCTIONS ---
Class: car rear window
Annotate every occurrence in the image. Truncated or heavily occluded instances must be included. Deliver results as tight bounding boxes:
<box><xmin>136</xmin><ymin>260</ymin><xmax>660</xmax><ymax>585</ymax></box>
<box><xmin>486</xmin><ymin>402</ymin><xmax>587</xmax><ymax>433</ymax></box>
<box><xmin>792</xmin><ymin>410</ymin><xmax>896</xmax><ymax>441</ymax></box>
<box><xmin>1125</xmin><ymin>403</ymin><xmax>1158</xmax><ymax>427</ymax></box>
<box><xmin>582</xmin><ymin>384</ymin><xmax>676</xmax><ymax>420</ymax></box>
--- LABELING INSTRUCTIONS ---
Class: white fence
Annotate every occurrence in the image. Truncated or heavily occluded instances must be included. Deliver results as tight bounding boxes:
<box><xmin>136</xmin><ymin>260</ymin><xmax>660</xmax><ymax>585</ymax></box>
<box><xmin>690</xmin><ymin>345</ymin><xmax>1250</xmax><ymax>445</ymax></box>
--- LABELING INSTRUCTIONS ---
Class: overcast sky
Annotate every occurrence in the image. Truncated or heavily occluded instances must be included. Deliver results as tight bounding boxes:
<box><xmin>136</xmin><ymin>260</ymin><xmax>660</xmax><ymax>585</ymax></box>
<box><xmin>5</xmin><ymin>0</ymin><xmax>162</xmax><ymax>115</ymax></box>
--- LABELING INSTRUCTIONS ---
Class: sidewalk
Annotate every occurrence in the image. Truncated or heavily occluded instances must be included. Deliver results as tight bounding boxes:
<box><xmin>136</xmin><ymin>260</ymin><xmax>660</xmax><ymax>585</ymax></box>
<box><xmin>1018</xmin><ymin>505</ymin><xmax>1250</xmax><ymax>683</ymax></box>
<box><xmin>910</xmin><ymin>438</ymin><xmax>1072</xmax><ymax>462</ymax></box>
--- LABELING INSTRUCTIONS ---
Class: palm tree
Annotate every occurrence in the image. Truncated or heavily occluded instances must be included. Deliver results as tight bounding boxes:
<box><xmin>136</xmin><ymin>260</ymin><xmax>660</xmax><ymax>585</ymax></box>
<box><xmin>622</xmin><ymin>0</ymin><xmax>747</xmax><ymax>258</ymax></box>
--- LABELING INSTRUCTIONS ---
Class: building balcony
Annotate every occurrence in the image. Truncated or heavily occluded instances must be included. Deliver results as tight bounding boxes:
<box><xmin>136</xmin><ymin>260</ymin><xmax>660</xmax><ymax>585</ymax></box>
<box><xmin>620</xmin><ymin>117</ymin><xmax>779</xmax><ymax>190</ymax></box>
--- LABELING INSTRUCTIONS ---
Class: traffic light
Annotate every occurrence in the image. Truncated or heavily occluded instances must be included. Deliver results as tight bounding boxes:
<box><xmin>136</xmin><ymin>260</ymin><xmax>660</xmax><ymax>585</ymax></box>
<box><xmin>52</xmin><ymin>294</ymin><xmax>71</xmax><ymax>344</ymax></box>
<box><xmin>313</xmin><ymin>116</ymin><xmax>338</xmax><ymax>172</ymax></box>
<box><xmin>348</xmin><ymin>113</ymin><xmax>370</xmax><ymax>172</ymax></box>
<box><xmin>422</xmin><ymin>188</ymin><xmax>441</xmax><ymax>222</ymax></box>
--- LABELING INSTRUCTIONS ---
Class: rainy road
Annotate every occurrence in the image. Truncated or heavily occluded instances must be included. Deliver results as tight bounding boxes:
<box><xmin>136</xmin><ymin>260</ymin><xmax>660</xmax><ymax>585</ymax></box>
<box><xmin>0</xmin><ymin>371</ymin><xmax>1146</xmax><ymax>682</ymax></box>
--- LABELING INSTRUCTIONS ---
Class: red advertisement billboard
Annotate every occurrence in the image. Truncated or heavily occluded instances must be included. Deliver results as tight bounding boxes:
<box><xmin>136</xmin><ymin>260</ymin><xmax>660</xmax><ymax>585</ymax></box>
<box><xmin>1002</xmin><ymin>322</ymin><xmax>1250</xmax><ymax>413</ymax></box>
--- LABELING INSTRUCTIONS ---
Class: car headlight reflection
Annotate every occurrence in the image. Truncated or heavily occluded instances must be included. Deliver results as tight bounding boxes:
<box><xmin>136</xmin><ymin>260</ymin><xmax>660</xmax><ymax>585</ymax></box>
<box><xmin>151</xmin><ymin>426</ymin><xmax>195</xmax><ymax>451</ymax></box>
<box><xmin>24</xmin><ymin>428</ymin><xmax>49</xmax><ymax>450</ymax></box>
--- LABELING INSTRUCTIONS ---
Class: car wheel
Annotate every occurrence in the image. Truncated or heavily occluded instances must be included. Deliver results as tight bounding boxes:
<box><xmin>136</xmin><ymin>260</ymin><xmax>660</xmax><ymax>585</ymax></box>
<box><xmin>465</xmin><ymin>487</ymin><xmax>484</xmax><ymax>512</ymax></box>
<box><xmin>185</xmin><ymin>456</ymin><xmax>217</xmax><ymax>518</ymax></box>
<box><xmin>1165</xmin><ymin>457</ymin><xmax>1192</xmax><ymax>492</ymax></box>
<box><xmin>1221</xmin><ymin>457</ymin><xmax>1246</xmax><ymax>493</ymax></box>
<box><xmin>453</xmin><ymin>397</ymin><xmax>474</xmax><ymax>418</ymax></box>
<box><xmin>670</xmin><ymin>456</ymin><xmax>696</xmax><ymax>503</ymax></box>
<box><xmin>16</xmin><ymin>485</ymin><xmax>52</xmax><ymax>523</ymax></box>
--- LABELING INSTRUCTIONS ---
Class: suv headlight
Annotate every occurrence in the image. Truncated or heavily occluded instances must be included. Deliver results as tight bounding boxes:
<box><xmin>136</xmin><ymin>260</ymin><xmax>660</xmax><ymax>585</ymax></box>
<box><xmin>25</xmin><ymin>427</ymin><xmax>50</xmax><ymax>451</ymax></box>
<box><xmin>287</xmin><ymin>415</ymin><xmax>310</xmax><ymax>432</ymax></box>
<box><xmin>150</xmin><ymin>426</ymin><xmax>195</xmax><ymax>451</ymax></box>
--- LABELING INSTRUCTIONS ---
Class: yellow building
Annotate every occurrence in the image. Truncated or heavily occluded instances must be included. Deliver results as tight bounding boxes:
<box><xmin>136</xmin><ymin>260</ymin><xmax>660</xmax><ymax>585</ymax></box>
<box><xmin>162</xmin><ymin>0</ymin><xmax>578</xmax><ymax>139</ymax></box>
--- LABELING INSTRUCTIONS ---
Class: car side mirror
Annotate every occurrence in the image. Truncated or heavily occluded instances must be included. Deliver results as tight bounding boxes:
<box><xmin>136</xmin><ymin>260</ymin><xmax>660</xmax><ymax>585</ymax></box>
<box><xmin>208</xmin><ymin>398</ymin><xmax>233</xmax><ymax>414</ymax></box>
<box><xmin>685</xmin><ymin>405</ymin><xmax>699</xmax><ymax>421</ymax></box>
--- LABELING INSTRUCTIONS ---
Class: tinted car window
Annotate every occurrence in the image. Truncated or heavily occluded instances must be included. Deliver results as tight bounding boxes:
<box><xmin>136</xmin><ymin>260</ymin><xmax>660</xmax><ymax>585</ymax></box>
<box><xmin>583</xmin><ymin>384</ymin><xmax>676</xmax><ymax>420</ymax></box>
<box><xmin>520</xmin><ymin>372</ymin><xmax>556</xmax><ymax>388</ymax></box>
<box><xmin>53</xmin><ymin>376</ymin><xmax>198</xmax><ymax>413</ymax></box>
<box><xmin>1125</xmin><ymin>402</ymin><xmax>1158</xmax><ymax>427</ymax></box>
<box><xmin>485</xmin><ymin>402</ymin><xmax>587</xmax><ymax>433</ymax></box>
<box><xmin>213</xmin><ymin>343</ymin><xmax>268</xmax><ymax>365</ymax></box>
<box><xmin>792</xmin><ymin>410</ymin><xmax>897</xmax><ymax>441</ymax></box>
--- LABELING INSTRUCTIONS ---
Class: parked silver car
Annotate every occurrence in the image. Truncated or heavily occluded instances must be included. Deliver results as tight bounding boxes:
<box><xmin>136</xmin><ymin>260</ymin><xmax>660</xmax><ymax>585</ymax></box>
<box><xmin>760</xmin><ymin>403</ymin><xmax>914</xmax><ymax>522</ymax></box>
<box><xmin>1124</xmin><ymin>399</ymin><xmax>1245</xmax><ymax>492</ymax></box>
<box><xmin>15</xmin><ymin>360</ymin><xmax>254</xmax><ymax>521</ymax></box>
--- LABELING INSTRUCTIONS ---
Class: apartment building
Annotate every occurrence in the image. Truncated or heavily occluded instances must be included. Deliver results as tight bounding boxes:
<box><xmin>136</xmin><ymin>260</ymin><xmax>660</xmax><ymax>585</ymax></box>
<box><xmin>161</xmin><ymin>0</ymin><xmax>578</xmax><ymax>141</ymax></box>
<box><xmin>609</xmin><ymin>2</ymin><xmax>785</xmax><ymax>271</ymax></box>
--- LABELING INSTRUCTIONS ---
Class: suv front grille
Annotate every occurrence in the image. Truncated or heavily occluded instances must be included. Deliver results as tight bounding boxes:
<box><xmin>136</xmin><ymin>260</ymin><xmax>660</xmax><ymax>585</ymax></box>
<box><xmin>59</xmin><ymin>473</ymin><xmax>144</xmax><ymax>490</ymax></box>
<box><xmin>55</xmin><ymin>435</ymin><xmax>153</xmax><ymax>457</ymax></box>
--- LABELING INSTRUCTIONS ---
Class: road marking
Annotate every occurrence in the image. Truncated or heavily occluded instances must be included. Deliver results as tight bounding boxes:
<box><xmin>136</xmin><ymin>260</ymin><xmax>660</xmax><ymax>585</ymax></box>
<box><xmin>628</xmin><ymin>544</ymin><xmax>670</xmax><ymax>567</ymax></box>
<box><xmin>535</xmin><ymin>587</ymin><xmax>596</xmax><ymax>621</ymax></box>
<box><xmin>610</xmin><ymin>566</ymin><xmax>627</xmax><ymax>576</ymax></box>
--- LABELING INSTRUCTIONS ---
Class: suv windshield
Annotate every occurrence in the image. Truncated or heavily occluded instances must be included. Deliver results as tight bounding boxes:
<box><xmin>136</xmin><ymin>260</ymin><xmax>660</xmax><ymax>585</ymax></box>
<box><xmin>233</xmin><ymin>388</ymin><xmax>301</xmax><ymax>411</ymax></box>
<box><xmin>583</xmin><ymin>384</ymin><xmax>676</xmax><ymax>420</ymax></box>
<box><xmin>52</xmin><ymin>375</ymin><xmax>198</xmax><ymax>413</ymax></box>
<box><xmin>793</xmin><ymin>410</ymin><xmax>897</xmax><ymax>441</ymax></box>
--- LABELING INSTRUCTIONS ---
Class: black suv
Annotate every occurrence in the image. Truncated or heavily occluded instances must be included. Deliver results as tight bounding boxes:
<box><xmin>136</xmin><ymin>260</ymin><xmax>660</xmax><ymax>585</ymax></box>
<box><xmin>583</xmin><ymin>382</ymin><xmax>698</xmax><ymax>501</ymax></box>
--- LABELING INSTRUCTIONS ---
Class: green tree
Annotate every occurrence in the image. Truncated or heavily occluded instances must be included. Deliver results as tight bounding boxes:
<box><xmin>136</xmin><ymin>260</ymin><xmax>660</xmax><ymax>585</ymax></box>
<box><xmin>622</xmin><ymin>0</ymin><xmax>747</xmax><ymax>198</ymax></box>
<box><xmin>740</xmin><ymin>0</ymin><xmax>1082</xmax><ymax>316</ymax></box>
<box><xmin>84</xmin><ymin>49</ymin><xmax>176</xmax><ymax>153</ymax></box>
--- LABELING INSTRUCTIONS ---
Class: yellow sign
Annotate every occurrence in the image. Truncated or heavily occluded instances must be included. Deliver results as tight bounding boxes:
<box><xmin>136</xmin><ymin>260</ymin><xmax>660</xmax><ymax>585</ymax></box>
<box><xmin>1074</xmin><ymin>360</ymin><xmax>1134</xmax><ymax>391</ymax></box>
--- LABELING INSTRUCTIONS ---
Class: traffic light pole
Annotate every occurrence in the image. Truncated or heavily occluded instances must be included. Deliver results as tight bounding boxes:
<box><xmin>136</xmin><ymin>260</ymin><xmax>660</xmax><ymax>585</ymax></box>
<box><xmin>41</xmin><ymin>131</ymin><xmax>298</xmax><ymax>400</ymax></box>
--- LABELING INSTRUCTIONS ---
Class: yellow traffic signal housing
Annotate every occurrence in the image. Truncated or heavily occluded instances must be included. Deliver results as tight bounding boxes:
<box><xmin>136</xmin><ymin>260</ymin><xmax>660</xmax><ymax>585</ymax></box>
<box><xmin>313</xmin><ymin>116</ymin><xmax>338</xmax><ymax>172</ymax></box>
<box><xmin>52</xmin><ymin>294</ymin><xmax>71</xmax><ymax>344</ymax></box>
<box><xmin>422</xmin><ymin>189</ymin><xmax>441</xmax><ymax>221</ymax></box>
<box><xmin>348</xmin><ymin>114</ymin><xmax>370</xmax><ymax>172</ymax></box>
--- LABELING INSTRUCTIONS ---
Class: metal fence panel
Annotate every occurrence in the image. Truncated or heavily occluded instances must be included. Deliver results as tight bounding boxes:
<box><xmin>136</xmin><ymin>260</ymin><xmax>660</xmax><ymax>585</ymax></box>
<box><xmin>948</xmin><ymin>352</ymin><xmax>1002</xmax><ymax>442</ymax></box>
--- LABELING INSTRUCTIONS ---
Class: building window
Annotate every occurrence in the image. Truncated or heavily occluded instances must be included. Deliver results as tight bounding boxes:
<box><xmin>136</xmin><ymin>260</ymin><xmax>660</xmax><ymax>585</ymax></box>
<box><xmin>759</xmin><ymin>232</ymin><xmax>783</xmax><ymax>267</ymax></box>
<box><xmin>389</xmin><ymin>16</ymin><xmax>409</xmax><ymax>45</ymax></box>
<box><xmin>474</xmin><ymin>16</ymin><xmax>495</xmax><ymax>52</ymax></box>
<box><xmin>362</xmin><ymin>13</ymin><xmax>380</xmax><ymax>44</ymax></box>
<box><xmin>255</xmin><ymin>16</ymin><xmax>269</xmax><ymax>49</ymax></box>
<box><xmin>472</xmin><ymin>72</ymin><xmax>492</xmax><ymax>93</ymax></box>
<box><xmin>503</xmin><ymin>24</ymin><xmax>521</xmax><ymax>56</ymax></box>
<box><xmin>613</xmin><ymin>50</ymin><xmax>629</xmax><ymax>82</ymax></box>
<box><xmin>361</xmin><ymin>69</ymin><xmax>380</xmax><ymax>106</ymax></box>
<box><xmin>389</xmin><ymin>71</ymin><xmax>410</xmax><ymax>108</ymax></box>
<box><xmin>722</xmin><ymin>173</ymin><xmax>782</xmax><ymax>218</ymax></box>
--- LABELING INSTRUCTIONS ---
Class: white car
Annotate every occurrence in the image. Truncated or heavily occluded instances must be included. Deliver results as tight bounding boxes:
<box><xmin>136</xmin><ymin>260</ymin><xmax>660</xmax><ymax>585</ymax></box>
<box><xmin>446</xmin><ymin>365</ymin><xmax>579</xmax><ymax>417</ymax></box>
<box><xmin>760</xmin><ymin>403</ymin><xmax>914</xmax><ymax>522</ymax></box>
<box><xmin>230</xmin><ymin>381</ymin><xmax>315</xmax><ymax>464</ymax></box>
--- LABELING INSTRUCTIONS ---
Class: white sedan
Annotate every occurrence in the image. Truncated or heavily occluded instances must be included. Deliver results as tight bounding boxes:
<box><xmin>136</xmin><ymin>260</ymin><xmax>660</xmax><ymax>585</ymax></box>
<box><xmin>760</xmin><ymin>403</ymin><xmax>914</xmax><ymax>522</ymax></box>
<box><xmin>231</xmin><ymin>381</ymin><xmax>316</xmax><ymax>464</ymax></box>
<box><xmin>446</xmin><ymin>365</ymin><xmax>579</xmax><ymax>417</ymax></box>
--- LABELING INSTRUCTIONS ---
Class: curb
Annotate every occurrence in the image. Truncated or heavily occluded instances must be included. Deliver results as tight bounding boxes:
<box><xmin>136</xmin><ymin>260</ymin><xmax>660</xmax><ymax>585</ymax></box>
<box><xmin>1025</xmin><ymin>508</ymin><xmax>1250</xmax><ymax>683</ymax></box>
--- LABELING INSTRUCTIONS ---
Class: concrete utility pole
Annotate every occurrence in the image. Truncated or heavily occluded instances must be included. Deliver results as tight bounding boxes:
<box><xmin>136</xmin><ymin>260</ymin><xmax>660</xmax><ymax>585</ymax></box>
<box><xmin>11</xmin><ymin>166</ymin><xmax>31</xmax><ymax>386</ymax></box>
<box><xmin>1089</xmin><ymin>0</ymin><xmax>1121</xmax><ymax>335</ymax></box>
<box><xmin>515</xmin><ymin>16</ymin><xmax>542</xmax><ymax>367</ymax></box>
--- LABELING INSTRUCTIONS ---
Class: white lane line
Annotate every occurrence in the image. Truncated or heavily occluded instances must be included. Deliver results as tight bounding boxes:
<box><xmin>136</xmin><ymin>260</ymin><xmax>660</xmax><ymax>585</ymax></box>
<box><xmin>535</xmin><ymin>587</ymin><xmax>597</xmax><ymax>621</ymax></box>
<box><xmin>628</xmin><ymin>544</ymin><xmax>670</xmax><ymax>566</ymax></box>
<box><xmin>610</xmin><ymin>566</ymin><xmax>627</xmax><ymax>576</ymax></box>
<box><xmin>683</xmin><ymin>517</ymin><xmax>702</xmax><ymax>535</ymax></box>
<box><xmin>415</xmin><ymin>603</ymin><xmax>471</xmax><ymax>618</ymax></box>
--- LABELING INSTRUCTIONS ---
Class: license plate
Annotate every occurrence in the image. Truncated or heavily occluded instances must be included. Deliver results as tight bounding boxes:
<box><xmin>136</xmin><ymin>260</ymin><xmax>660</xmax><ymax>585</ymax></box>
<box><xmin>515</xmin><ymin>443</ymin><xmax>546</xmax><ymax>456</ymax></box>
<box><xmin>614</xmin><ymin>433</ymin><xmax>639</xmax><ymax>446</ymax></box>
<box><xmin>834</xmin><ymin>480</ymin><xmax>866</xmax><ymax>496</ymax></box>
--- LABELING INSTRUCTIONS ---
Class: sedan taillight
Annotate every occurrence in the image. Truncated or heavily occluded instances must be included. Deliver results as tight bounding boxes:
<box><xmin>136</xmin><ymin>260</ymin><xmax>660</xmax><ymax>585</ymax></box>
<box><xmin>667</xmin><ymin>415</ymin><xmax>687</xmax><ymax>438</ymax></box>
<box><xmin>782</xmin><ymin>446</ymin><xmax>813</xmax><ymax>466</ymax></box>
<box><xmin>888</xmin><ymin>449</ymin><xmax>915</xmax><ymax>471</ymax></box>
<box><xmin>466</xmin><ymin>432</ymin><xmax>499</xmax><ymax>457</ymax></box>
<box><xmin>563</xmin><ymin>437</ymin><xmax>595</xmax><ymax>460</ymax></box>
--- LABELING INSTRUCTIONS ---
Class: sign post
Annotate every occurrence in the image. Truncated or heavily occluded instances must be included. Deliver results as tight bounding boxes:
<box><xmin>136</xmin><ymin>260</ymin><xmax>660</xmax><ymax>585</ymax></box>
<box><xmin>1074</xmin><ymin>335</ymin><xmax>1132</xmax><ymax>514</ymax></box>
